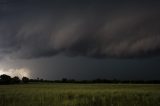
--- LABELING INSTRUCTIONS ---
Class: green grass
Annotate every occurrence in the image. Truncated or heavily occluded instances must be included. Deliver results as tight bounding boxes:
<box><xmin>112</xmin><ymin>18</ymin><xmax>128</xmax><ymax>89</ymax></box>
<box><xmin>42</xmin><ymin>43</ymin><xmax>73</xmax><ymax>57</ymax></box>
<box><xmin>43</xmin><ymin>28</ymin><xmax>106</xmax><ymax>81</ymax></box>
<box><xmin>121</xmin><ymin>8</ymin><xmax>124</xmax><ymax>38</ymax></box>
<box><xmin>0</xmin><ymin>83</ymin><xmax>160</xmax><ymax>106</ymax></box>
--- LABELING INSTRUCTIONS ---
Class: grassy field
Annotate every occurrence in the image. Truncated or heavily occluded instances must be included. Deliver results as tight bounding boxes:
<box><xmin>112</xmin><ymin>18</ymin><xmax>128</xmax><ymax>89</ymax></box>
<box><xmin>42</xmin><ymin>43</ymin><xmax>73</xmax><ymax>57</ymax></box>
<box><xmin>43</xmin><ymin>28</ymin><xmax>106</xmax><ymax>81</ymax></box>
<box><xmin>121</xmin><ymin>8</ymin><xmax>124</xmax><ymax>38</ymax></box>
<box><xmin>0</xmin><ymin>83</ymin><xmax>160</xmax><ymax>106</ymax></box>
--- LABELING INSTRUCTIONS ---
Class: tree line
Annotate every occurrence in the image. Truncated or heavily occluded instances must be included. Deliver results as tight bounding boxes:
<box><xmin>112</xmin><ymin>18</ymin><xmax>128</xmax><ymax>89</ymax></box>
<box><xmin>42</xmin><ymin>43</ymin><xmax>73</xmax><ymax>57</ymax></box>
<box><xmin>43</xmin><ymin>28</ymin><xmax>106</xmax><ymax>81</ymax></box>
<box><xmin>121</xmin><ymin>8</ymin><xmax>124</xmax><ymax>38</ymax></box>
<box><xmin>0</xmin><ymin>74</ymin><xmax>160</xmax><ymax>84</ymax></box>
<box><xmin>0</xmin><ymin>74</ymin><xmax>29</xmax><ymax>84</ymax></box>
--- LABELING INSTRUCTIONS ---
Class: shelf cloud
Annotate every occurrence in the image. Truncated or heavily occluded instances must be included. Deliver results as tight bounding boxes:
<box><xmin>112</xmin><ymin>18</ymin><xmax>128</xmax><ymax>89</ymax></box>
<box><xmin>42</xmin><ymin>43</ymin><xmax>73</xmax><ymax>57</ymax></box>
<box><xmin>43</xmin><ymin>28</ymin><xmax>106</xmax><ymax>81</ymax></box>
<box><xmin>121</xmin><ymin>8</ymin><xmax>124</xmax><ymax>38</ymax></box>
<box><xmin>0</xmin><ymin>0</ymin><xmax>160</xmax><ymax>59</ymax></box>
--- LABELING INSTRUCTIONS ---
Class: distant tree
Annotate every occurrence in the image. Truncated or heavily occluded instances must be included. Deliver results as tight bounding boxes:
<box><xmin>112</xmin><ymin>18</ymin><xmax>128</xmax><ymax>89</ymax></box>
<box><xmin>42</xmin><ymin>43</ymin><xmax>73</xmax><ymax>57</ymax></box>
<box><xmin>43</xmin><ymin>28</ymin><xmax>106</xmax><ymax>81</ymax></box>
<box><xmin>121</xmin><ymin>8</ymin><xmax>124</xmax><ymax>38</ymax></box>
<box><xmin>0</xmin><ymin>74</ymin><xmax>12</xmax><ymax>84</ymax></box>
<box><xmin>69</xmin><ymin>79</ymin><xmax>75</xmax><ymax>83</ymax></box>
<box><xmin>40</xmin><ymin>78</ymin><xmax>44</xmax><ymax>82</ymax></box>
<box><xmin>22</xmin><ymin>77</ymin><xmax>29</xmax><ymax>83</ymax></box>
<box><xmin>12</xmin><ymin>76</ymin><xmax>21</xmax><ymax>84</ymax></box>
<box><xmin>62</xmin><ymin>78</ymin><xmax>68</xmax><ymax>83</ymax></box>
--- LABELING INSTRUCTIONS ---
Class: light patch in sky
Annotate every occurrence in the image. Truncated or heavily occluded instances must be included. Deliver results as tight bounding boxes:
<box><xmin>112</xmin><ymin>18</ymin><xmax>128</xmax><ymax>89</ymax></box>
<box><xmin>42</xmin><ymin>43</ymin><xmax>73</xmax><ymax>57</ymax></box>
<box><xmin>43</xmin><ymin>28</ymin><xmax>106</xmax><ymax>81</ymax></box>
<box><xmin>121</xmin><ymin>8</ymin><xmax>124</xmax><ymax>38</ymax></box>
<box><xmin>0</xmin><ymin>68</ymin><xmax>30</xmax><ymax>78</ymax></box>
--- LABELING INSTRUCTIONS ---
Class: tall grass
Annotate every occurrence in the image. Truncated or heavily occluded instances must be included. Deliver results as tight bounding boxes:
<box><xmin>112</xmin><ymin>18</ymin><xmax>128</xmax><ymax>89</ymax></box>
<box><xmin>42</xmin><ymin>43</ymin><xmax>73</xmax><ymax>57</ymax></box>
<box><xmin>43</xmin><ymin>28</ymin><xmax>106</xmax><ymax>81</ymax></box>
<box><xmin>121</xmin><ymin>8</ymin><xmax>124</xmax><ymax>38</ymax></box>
<box><xmin>0</xmin><ymin>84</ymin><xmax>160</xmax><ymax>106</ymax></box>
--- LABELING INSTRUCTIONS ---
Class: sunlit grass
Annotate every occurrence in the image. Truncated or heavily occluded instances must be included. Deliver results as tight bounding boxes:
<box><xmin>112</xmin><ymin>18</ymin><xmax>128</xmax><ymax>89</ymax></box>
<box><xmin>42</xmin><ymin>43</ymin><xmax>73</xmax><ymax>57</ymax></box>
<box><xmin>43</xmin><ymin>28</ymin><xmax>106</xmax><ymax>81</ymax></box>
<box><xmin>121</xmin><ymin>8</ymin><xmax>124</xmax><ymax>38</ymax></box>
<box><xmin>0</xmin><ymin>84</ymin><xmax>160</xmax><ymax>106</ymax></box>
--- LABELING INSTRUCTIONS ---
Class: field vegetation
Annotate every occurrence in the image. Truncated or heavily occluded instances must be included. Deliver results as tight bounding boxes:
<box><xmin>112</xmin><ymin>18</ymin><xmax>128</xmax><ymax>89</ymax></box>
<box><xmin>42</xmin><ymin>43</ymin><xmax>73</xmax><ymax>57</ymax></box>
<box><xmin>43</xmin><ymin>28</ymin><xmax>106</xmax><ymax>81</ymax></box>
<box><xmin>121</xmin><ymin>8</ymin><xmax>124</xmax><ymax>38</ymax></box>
<box><xmin>0</xmin><ymin>83</ymin><xmax>160</xmax><ymax>106</ymax></box>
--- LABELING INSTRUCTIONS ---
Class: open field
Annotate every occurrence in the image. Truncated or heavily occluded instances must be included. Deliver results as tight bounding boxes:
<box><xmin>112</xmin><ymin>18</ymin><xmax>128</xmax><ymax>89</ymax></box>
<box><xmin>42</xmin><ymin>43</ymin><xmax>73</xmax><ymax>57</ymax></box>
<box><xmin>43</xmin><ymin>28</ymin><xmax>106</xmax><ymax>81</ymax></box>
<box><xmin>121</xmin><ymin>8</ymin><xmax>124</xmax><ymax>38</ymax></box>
<box><xmin>0</xmin><ymin>84</ymin><xmax>160</xmax><ymax>106</ymax></box>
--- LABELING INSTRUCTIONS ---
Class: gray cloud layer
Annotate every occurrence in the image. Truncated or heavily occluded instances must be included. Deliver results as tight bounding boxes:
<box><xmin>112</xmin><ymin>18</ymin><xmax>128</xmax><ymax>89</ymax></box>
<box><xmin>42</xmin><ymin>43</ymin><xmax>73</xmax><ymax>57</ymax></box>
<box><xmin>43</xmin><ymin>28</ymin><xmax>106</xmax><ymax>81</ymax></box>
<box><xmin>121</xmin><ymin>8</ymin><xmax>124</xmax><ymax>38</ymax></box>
<box><xmin>0</xmin><ymin>0</ymin><xmax>160</xmax><ymax>59</ymax></box>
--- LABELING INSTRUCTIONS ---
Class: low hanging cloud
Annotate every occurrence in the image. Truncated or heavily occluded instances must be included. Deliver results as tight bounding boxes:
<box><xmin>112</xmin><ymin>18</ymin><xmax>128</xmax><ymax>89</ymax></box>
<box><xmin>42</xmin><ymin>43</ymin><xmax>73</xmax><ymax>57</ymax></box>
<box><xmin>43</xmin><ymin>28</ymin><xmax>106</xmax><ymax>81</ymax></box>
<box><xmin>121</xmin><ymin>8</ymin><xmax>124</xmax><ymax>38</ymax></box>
<box><xmin>0</xmin><ymin>68</ymin><xmax>30</xmax><ymax>78</ymax></box>
<box><xmin>0</xmin><ymin>0</ymin><xmax>160</xmax><ymax>59</ymax></box>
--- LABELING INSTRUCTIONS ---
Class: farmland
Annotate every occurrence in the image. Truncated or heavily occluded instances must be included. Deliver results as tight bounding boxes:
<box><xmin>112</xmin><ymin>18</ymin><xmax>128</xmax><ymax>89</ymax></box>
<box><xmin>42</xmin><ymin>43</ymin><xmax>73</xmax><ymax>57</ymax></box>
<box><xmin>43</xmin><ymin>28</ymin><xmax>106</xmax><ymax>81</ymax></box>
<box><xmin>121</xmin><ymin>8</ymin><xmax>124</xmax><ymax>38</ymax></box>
<box><xmin>0</xmin><ymin>84</ymin><xmax>160</xmax><ymax>106</ymax></box>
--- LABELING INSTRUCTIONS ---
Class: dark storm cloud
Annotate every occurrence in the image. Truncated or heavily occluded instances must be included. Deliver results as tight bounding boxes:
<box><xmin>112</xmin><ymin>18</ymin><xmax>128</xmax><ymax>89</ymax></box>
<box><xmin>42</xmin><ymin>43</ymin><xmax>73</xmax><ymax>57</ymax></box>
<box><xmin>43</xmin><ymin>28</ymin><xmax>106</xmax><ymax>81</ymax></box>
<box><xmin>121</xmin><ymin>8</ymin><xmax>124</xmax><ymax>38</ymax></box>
<box><xmin>0</xmin><ymin>0</ymin><xmax>160</xmax><ymax>59</ymax></box>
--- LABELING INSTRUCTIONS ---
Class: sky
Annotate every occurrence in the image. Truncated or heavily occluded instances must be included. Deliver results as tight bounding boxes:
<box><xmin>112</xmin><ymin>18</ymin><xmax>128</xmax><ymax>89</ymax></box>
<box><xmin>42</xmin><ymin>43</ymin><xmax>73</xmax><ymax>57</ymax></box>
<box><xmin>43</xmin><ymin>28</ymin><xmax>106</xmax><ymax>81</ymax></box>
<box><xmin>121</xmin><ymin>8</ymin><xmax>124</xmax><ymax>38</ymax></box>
<box><xmin>0</xmin><ymin>0</ymin><xmax>160</xmax><ymax>80</ymax></box>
